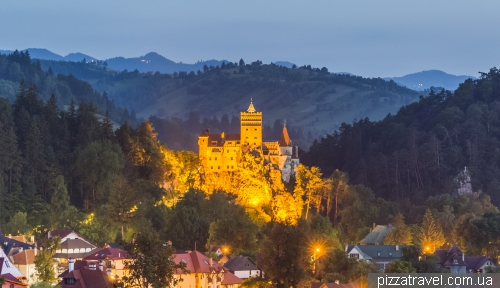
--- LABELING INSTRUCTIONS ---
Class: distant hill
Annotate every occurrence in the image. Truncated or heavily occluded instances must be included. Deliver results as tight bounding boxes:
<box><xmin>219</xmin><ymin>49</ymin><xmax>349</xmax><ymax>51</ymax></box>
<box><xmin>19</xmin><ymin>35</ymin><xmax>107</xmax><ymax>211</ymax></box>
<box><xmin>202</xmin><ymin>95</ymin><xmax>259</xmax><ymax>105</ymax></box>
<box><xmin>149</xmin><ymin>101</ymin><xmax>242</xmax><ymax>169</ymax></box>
<box><xmin>105</xmin><ymin>52</ymin><xmax>229</xmax><ymax>74</ymax></box>
<box><xmin>385</xmin><ymin>70</ymin><xmax>475</xmax><ymax>91</ymax></box>
<box><xmin>274</xmin><ymin>61</ymin><xmax>296</xmax><ymax>68</ymax></box>
<box><xmin>0</xmin><ymin>48</ymin><xmax>97</xmax><ymax>62</ymax></box>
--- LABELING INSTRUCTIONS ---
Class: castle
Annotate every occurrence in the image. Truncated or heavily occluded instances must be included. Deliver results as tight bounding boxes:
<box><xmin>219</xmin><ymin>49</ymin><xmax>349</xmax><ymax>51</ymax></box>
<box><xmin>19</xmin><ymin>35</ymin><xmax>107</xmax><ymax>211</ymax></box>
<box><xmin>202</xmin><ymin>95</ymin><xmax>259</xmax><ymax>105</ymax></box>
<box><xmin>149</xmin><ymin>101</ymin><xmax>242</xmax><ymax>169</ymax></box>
<box><xmin>198</xmin><ymin>101</ymin><xmax>300</xmax><ymax>182</ymax></box>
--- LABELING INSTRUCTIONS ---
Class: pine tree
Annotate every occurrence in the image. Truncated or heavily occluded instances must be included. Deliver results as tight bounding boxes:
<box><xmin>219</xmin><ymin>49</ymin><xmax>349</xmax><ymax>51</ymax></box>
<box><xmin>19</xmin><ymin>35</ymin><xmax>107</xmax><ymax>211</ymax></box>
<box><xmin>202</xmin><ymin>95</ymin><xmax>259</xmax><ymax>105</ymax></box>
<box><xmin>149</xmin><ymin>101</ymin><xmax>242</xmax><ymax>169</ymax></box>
<box><xmin>384</xmin><ymin>213</ymin><xmax>413</xmax><ymax>245</ymax></box>
<box><xmin>419</xmin><ymin>208</ymin><xmax>445</xmax><ymax>253</ymax></box>
<box><xmin>49</xmin><ymin>175</ymin><xmax>71</xmax><ymax>229</ymax></box>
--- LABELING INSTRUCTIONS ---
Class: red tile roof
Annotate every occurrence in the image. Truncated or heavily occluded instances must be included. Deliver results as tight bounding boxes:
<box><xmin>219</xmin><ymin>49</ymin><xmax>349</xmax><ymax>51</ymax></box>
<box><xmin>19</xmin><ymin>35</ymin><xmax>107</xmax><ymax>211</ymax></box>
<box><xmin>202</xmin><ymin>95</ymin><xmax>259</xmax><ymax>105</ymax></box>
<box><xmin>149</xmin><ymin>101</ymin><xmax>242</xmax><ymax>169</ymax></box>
<box><xmin>279</xmin><ymin>125</ymin><xmax>291</xmax><ymax>146</ymax></box>
<box><xmin>11</xmin><ymin>249</ymin><xmax>35</xmax><ymax>265</ymax></box>
<box><xmin>83</xmin><ymin>246</ymin><xmax>129</xmax><ymax>261</ymax></box>
<box><xmin>60</xmin><ymin>265</ymin><xmax>113</xmax><ymax>288</ymax></box>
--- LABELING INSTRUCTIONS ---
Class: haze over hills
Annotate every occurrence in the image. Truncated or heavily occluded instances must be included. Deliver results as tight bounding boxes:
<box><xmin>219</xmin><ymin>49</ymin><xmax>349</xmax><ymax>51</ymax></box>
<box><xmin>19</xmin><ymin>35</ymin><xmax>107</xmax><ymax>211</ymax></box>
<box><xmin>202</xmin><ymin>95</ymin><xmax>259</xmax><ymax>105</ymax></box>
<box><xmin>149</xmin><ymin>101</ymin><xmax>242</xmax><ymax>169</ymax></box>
<box><xmin>385</xmin><ymin>69</ymin><xmax>476</xmax><ymax>91</ymax></box>
<box><xmin>0</xmin><ymin>48</ymin><xmax>476</xmax><ymax>92</ymax></box>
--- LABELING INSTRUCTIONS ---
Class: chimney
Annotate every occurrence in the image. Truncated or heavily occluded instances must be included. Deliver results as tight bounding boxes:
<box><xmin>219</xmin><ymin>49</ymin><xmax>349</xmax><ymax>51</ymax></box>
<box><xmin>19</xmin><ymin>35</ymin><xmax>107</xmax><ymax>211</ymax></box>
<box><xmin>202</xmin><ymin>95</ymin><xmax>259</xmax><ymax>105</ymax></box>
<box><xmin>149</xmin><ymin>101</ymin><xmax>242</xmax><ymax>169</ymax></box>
<box><xmin>30</xmin><ymin>235</ymin><xmax>34</xmax><ymax>243</ymax></box>
<box><xmin>335</xmin><ymin>280</ymin><xmax>340</xmax><ymax>285</ymax></box>
<box><xmin>99</xmin><ymin>261</ymin><xmax>104</xmax><ymax>271</ymax></box>
<box><xmin>8</xmin><ymin>234</ymin><xmax>11</xmax><ymax>238</ymax></box>
<box><xmin>396</xmin><ymin>245</ymin><xmax>399</xmax><ymax>251</ymax></box>
<box><xmin>89</xmin><ymin>263</ymin><xmax>97</xmax><ymax>270</ymax></box>
<box><xmin>209</xmin><ymin>258</ymin><xmax>213</xmax><ymax>266</ymax></box>
<box><xmin>34</xmin><ymin>246</ymin><xmax>38</xmax><ymax>256</ymax></box>
<box><xmin>344</xmin><ymin>244</ymin><xmax>348</xmax><ymax>252</ymax></box>
<box><xmin>69</xmin><ymin>258</ymin><xmax>75</xmax><ymax>273</ymax></box>
<box><xmin>373</xmin><ymin>223</ymin><xmax>376</xmax><ymax>230</ymax></box>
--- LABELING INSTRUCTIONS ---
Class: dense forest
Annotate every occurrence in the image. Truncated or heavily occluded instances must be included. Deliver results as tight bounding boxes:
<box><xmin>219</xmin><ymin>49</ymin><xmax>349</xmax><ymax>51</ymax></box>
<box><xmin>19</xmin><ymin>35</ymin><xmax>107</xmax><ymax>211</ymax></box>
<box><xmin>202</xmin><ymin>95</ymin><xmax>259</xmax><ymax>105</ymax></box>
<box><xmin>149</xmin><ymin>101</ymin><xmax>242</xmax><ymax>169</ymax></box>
<box><xmin>3</xmin><ymin>49</ymin><xmax>500</xmax><ymax>286</ymax></box>
<box><xmin>40</xmin><ymin>57</ymin><xmax>421</xmax><ymax>149</ymax></box>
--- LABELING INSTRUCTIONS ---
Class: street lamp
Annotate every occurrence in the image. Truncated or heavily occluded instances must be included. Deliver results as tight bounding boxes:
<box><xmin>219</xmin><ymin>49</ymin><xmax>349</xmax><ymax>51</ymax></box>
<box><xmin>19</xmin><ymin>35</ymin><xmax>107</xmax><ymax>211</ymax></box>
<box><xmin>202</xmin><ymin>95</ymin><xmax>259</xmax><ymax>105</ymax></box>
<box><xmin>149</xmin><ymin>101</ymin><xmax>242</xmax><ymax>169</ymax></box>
<box><xmin>313</xmin><ymin>247</ymin><xmax>320</xmax><ymax>276</ymax></box>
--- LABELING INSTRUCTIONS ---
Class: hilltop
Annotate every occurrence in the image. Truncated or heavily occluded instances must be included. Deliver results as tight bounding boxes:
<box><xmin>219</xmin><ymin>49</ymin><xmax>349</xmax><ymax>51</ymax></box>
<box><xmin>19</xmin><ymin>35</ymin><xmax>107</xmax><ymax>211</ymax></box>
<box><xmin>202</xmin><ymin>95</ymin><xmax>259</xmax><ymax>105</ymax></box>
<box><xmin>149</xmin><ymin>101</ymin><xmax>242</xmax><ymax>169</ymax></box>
<box><xmin>38</xmin><ymin>58</ymin><xmax>421</xmax><ymax>149</ymax></box>
<box><xmin>385</xmin><ymin>69</ymin><xmax>475</xmax><ymax>91</ymax></box>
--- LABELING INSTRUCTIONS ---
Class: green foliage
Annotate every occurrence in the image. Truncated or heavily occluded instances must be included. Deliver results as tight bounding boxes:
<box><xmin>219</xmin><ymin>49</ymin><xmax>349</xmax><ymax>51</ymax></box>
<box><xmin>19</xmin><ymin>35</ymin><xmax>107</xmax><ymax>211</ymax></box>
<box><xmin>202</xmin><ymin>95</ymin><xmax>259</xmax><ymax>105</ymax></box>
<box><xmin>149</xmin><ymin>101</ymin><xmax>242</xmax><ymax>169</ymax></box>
<box><xmin>49</xmin><ymin>175</ymin><xmax>76</xmax><ymax>229</ymax></box>
<box><xmin>419</xmin><ymin>208</ymin><xmax>445</xmax><ymax>253</ymax></box>
<box><xmin>260</xmin><ymin>220</ymin><xmax>310</xmax><ymax>288</ymax></box>
<box><xmin>384</xmin><ymin>260</ymin><xmax>416</xmax><ymax>273</ymax></box>
<box><xmin>384</xmin><ymin>213</ymin><xmax>413</xmax><ymax>245</ymax></box>
<box><xmin>34</xmin><ymin>236</ymin><xmax>61</xmax><ymax>284</ymax></box>
<box><xmin>4</xmin><ymin>211</ymin><xmax>30</xmax><ymax>235</ymax></box>
<box><xmin>29</xmin><ymin>282</ymin><xmax>59</xmax><ymax>288</ymax></box>
<box><xmin>321</xmin><ymin>249</ymin><xmax>377</xmax><ymax>285</ymax></box>
<box><xmin>122</xmin><ymin>229</ymin><xmax>187</xmax><ymax>288</ymax></box>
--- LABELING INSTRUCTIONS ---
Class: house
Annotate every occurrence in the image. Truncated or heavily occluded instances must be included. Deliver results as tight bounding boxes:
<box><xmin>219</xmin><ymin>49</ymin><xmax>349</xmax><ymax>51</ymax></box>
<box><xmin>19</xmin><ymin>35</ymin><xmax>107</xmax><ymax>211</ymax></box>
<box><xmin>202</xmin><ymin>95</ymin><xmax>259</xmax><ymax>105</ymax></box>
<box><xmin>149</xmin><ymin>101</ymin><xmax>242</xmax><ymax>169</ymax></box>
<box><xmin>83</xmin><ymin>245</ymin><xmax>130</xmax><ymax>279</ymax></box>
<box><xmin>434</xmin><ymin>244</ymin><xmax>496</xmax><ymax>273</ymax></box>
<box><xmin>359</xmin><ymin>224</ymin><xmax>394</xmax><ymax>245</ymax></box>
<box><xmin>0</xmin><ymin>248</ymin><xmax>28</xmax><ymax>287</ymax></box>
<box><xmin>40</xmin><ymin>229</ymin><xmax>97</xmax><ymax>274</ymax></box>
<box><xmin>345</xmin><ymin>245</ymin><xmax>405</xmax><ymax>271</ymax></box>
<box><xmin>311</xmin><ymin>282</ymin><xmax>358</xmax><ymax>288</ymax></box>
<box><xmin>10</xmin><ymin>248</ymin><xmax>38</xmax><ymax>284</ymax></box>
<box><xmin>58</xmin><ymin>258</ymin><xmax>113</xmax><ymax>288</ymax></box>
<box><xmin>173</xmin><ymin>250</ymin><xmax>243</xmax><ymax>288</ymax></box>
<box><xmin>224</xmin><ymin>256</ymin><xmax>263</xmax><ymax>279</ymax></box>
<box><xmin>0</xmin><ymin>229</ymin><xmax>35</xmax><ymax>256</ymax></box>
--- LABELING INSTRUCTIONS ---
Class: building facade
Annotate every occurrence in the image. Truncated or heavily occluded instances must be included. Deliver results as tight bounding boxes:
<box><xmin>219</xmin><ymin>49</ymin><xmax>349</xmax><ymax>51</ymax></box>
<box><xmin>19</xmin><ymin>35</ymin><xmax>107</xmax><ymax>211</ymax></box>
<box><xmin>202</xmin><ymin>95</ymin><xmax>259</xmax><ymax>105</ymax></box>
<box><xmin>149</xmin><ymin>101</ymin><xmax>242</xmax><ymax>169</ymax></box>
<box><xmin>198</xmin><ymin>101</ymin><xmax>299</xmax><ymax>182</ymax></box>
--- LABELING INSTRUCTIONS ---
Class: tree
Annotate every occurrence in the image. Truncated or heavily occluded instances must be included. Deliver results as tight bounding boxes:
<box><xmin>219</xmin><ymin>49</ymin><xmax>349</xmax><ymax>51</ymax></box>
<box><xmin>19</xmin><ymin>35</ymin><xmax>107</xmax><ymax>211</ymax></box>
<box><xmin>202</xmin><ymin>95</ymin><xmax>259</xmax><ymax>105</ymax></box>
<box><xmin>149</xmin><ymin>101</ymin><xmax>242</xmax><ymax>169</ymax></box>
<box><xmin>123</xmin><ymin>229</ymin><xmax>186</xmax><ymax>288</ymax></box>
<box><xmin>384</xmin><ymin>213</ymin><xmax>413</xmax><ymax>245</ymax></box>
<box><xmin>384</xmin><ymin>260</ymin><xmax>416</xmax><ymax>273</ymax></box>
<box><xmin>239</xmin><ymin>58</ymin><xmax>245</xmax><ymax>67</ymax></box>
<box><xmin>107</xmin><ymin>175</ymin><xmax>137</xmax><ymax>240</ymax></box>
<box><xmin>260</xmin><ymin>221</ymin><xmax>309</xmax><ymax>288</ymax></box>
<box><xmin>4</xmin><ymin>211</ymin><xmax>30</xmax><ymax>235</ymax></box>
<box><xmin>294</xmin><ymin>164</ymin><xmax>323</xmax><ymax>219</ymax></box>
<box><xmin>419</xmin><ymin>208</ymin><xmax>445</xmax><ymax>253</ymax></box>
<box><xmin>49</xmin><ymin>175</ymin><xmax>74</xmax><ymax>229</ymax></box>
<box><xmin>35</xmin><ymin>236</ymin><xmax>61</xmax><ymax>284</ymax></box>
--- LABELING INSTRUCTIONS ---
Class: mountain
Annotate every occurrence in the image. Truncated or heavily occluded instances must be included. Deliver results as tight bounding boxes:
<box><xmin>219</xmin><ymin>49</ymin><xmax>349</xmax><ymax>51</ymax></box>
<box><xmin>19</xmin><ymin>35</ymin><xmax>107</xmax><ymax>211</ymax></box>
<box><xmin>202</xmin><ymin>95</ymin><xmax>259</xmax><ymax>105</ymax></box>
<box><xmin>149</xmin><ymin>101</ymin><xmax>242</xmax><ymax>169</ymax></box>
<box><xmin>274</xmin><ymin>61</ymin><xmax>296</xmax><ymax>68</ymax></box>
<box><xmin>385</xmin><ymin>69</ymin><xmax>475</xmax><ymax>91</ymax></box>
<box><xmin>63</xmin><ymin>52</ymin><xmax>98</xmax><ymax>62</ymax></box>
<box><xmin>105</xmin><ymin>52</ymin><xmax>229</xmax><ymax>74</ymax></box>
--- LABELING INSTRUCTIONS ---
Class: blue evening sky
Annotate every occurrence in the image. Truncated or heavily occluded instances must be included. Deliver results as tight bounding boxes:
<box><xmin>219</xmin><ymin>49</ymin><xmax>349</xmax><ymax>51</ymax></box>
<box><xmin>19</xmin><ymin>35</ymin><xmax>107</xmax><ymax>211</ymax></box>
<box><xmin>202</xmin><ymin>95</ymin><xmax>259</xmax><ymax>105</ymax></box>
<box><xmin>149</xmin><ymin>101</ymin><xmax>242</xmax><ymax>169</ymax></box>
<box><xmin>1</xmin><ymin>0</ymin><xmax>499</xmax><ymax>77</ymax></box>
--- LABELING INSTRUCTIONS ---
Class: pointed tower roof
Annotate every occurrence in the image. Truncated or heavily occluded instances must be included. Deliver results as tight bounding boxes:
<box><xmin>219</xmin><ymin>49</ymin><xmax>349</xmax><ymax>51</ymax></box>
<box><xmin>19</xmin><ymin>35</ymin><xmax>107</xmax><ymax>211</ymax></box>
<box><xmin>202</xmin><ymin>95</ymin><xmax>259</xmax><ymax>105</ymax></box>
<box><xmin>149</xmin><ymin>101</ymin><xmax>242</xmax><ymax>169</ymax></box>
<box><xmin>279</xmin><ymin>120</ymin><xmax>292</xmax><ymax>146</ymax></box>
<box><xmin>247</xmin><ymin>99</ymin><xmax>256</xmax><ymax>112</ymax></box>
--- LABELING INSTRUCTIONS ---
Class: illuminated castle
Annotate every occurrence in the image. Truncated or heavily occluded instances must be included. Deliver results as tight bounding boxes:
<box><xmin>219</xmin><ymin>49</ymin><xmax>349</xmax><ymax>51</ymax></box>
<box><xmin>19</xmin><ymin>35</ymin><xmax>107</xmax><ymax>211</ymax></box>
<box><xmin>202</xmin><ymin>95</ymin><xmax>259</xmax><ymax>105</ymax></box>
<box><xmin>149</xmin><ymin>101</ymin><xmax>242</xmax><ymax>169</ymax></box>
<box><xmin>198</xmin><ymin>101</ymin><xmax>299</xmax><ymax>182</ymax></box>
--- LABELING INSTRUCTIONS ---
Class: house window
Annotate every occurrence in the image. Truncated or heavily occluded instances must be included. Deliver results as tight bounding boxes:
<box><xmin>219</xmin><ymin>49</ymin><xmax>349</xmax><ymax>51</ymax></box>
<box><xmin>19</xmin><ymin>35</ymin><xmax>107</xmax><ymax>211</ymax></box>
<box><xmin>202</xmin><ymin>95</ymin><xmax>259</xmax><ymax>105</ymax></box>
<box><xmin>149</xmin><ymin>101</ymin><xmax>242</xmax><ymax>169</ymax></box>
<box><xmin>65</xmin><ymin>278</ymin><xmax>76</xmax><ymax>285</ymax></box>
<box><xmin>389</xmin><ymin>252</ymin><xmax>392</xmax><ymax>256</ymax></box>
<box><xmin>377</xmin><ymin>252</ymin><xmax>381</xmax><ymax>257</ymax></box>
<box><xmin>10</xmin><ymin>284</ymin><xmax>14</xmax><ymax>288</ymax></box>
<box><xmin>349</xmin><ymin>253</ymin><xmax>359</xmax><ymax>259</ymax></box>
<box><xmin>454</xmin><ymin>259</ymin><xmax>458</xmax><ymax>264</ymax></box>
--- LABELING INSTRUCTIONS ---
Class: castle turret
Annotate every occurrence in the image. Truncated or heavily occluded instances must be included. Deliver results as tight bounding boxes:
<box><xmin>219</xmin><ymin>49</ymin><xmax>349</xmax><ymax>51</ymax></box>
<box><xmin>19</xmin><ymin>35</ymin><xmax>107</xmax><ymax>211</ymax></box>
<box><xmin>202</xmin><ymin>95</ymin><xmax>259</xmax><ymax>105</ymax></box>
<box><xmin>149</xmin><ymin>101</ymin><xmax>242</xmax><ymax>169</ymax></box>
<box><xmin>278</xmin><ymin>120</ymin><xmax>292</xmax><ymax>156</ymax></box>
<box><xmin>240</xmin><ymin>100</ymin><xmax>262</xmax><ymax>147</ymax></box>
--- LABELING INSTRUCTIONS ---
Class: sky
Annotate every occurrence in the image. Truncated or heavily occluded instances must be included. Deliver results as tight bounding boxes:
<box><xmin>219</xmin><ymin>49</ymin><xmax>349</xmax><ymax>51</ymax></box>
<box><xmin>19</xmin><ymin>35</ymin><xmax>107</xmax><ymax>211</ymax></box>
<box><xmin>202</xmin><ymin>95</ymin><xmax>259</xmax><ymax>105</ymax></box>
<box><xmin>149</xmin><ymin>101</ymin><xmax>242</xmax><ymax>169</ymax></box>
<box><xmin>1</xmin><ymin>0</ymin><xmax>499</xmax><ymax>78</ymax></box>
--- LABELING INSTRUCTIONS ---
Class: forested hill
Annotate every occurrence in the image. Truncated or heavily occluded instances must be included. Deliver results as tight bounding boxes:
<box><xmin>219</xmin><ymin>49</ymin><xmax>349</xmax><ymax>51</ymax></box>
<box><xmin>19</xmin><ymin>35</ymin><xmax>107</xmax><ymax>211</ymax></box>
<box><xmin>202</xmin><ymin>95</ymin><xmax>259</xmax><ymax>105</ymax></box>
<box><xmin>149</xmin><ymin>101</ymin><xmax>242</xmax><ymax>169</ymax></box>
<box><xmin>39</xmin><ymin>58</ymin><xmax>421</xmax><ymax>149</ymax></box>
<box><xmin>302</xmin><ymin>67</ymin><xmax>500</xmax><ymax>206</ymax></box>
<box><xmin>0</xmin><ymin>50</ymin><xmax>139</xmax><ymax>126</ymax></box>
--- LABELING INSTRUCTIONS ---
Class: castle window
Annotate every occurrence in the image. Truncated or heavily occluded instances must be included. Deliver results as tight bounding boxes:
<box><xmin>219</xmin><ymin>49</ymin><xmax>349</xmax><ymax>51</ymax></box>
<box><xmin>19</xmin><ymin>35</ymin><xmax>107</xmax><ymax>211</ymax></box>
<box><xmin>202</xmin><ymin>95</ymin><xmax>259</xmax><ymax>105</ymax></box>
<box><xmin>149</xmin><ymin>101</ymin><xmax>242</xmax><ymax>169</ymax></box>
<box><xmin>254</xmin><ymin>128</ymin><xmax>257</xmax><ymax>131</ymax></box>
<box><xmin>246</xmin><ymin>128</ymin><xmax>248</xmax><ymax>131</ymax></box>
<box><xmin>254</xmin><ymin>137</ymin><xmax>257</xmax><ymax>139</ymax></box>
<box><xmin>231</xmin><ymin>166</ymin><xmax>234</xmax><ymax>169</ymax></box>
<box><xmin>211</xmin><ymin>141</ymin><xmax>217</xmax><ymax>145</ymax></box>
<box><xmin>231</xmin><ymin>157</ymin><xmax>233</xmax><ymax>160</ymax></box>
<box><xmin>209</xmin><ymin>157</ymin><xmax>211</xmax><ymax>160</ymax></box>
<box><xmin>227</xmin><ymin>166</ymin><xmax>229</xmax><ymax>169</ymax></box>
<box><xmin>211</xmin><ymin>166</ymin><xmax>213</xmax><ymax>170</ymax></box>
<box><xmin>215</xmin><ymin>157</ymin><xmax>217</xmax><ymax>160</ymax></box>
<box><xmin>227</xmin><ymin>150</ymin><xmax>229</xmax><ymax>153</ymax></box>
<box><xmin>218</xmin><ymin>166</ymin><xmax>220</xmax><ymax>169</ymax></box>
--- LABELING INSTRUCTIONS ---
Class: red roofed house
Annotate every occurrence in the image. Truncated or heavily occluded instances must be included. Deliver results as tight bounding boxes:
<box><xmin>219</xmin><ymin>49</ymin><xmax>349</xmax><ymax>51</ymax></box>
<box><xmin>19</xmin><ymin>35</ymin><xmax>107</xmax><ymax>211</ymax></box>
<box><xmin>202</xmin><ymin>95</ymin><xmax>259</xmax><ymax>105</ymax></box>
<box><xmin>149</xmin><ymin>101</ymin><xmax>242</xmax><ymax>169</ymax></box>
<box><xmin>41</xmin><ymin>229</ymin><xmax>97</xmax><ymax>274</ymax></box>
<box><xmin>174</xmin><ymin>250</ymin><xmax>243</xmax><ymax>288</ymax></box>
<box><xmin>10</xmin><ymin>248</ymin><xmax>38</xmax><ymax>285</ymax></box>
<box><xmin>82</xmin><ymin>245</ymin><xmax>130</xmax><ymax>279</ymax></box>
<box><xmin>58</xmin><ymin>258</ymin><xmax>113</xmax><ymax>288</ymax></box>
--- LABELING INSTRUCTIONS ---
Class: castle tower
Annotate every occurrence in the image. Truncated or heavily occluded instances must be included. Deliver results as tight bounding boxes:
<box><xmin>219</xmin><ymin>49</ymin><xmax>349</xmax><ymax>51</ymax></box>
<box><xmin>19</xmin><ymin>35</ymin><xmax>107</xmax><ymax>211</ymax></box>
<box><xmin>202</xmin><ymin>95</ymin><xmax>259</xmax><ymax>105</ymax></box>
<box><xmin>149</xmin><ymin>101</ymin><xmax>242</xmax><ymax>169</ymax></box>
<box><xmin>240</xmin><ymin>100</ymin><xmax>262</xmax><ymax>147</ymax></box>
<box><xmin>278</xmin><ymin>120</ymin><xmax>293</xmax><ymax>156</ymax></box>
<box><xmin>198</xmin><ymin>128</ymin><xmax>209</xmax><ymax>166</ymax></box>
